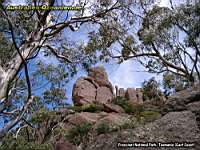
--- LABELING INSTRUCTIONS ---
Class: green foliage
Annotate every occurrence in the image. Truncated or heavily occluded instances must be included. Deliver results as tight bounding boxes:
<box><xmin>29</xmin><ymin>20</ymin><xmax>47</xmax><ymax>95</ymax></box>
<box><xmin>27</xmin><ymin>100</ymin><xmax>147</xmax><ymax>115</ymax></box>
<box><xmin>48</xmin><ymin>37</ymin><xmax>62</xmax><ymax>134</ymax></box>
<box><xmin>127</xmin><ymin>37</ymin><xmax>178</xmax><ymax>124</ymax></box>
<box><xmin>66</xmin><ymin>122</ymin><xmax>92</xmax><ymax>145</ymax></box>
<box><xmin>119</xmin><ymin>121</ymin><xmax>136</xmax><ymax>130</ymax></box>
<box><xmin>0</xmin><ymin>32</ymin><xmax>15</xmax><ymax>66</ymax></box>
<box><xmin>70</xmin><ymin>103</ymin><xmax>104</xmax><ymax>113</ymax></box>
<box><xmin>43</xmin><ymin>87</ymin><xmax>67</xmax><ymax>109</ymax></box>
<box><xmin>142</xmin><ymin>77</ymin><xmax>163</xmax><ymax>101</ymax></box>
<box><xmin>112</xmin><ymin>96</ymin><xmax>144</xmax><ymax>114</ymax></box>
<box><xmin>31</xmin><ymin>109</ymin><xmax>58</xmax><ymax>124</ymax></box>
<box><xmin>0</xmin><ymin>135</ymin><xmax>52</xmax><ymax>150</ymax></box>
<box><xmin>138</xmin><ymin>111</ymin><xmax>161</xmax><ymax>122</ymax></box>
<box><xmin>96</xmin><ymin>122</ymin><xmax>110</xmax><ymax>135</ymax></box>
<box><xmin>163</xmin><ymin>72</ymin><xmax>190</xmax><ymax>95</ymax></box>
<box><xmin>79</xmin><ymin>103</ymin><xmax>104</xmax><ymax>112</ymax></box>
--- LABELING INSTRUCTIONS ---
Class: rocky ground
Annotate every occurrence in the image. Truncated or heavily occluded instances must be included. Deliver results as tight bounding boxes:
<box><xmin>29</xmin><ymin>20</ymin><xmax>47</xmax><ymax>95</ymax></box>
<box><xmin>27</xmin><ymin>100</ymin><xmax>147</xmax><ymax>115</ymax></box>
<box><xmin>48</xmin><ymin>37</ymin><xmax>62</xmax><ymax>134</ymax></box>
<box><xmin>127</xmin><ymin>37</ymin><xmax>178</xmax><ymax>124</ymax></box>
<box><xmin>52</xmin><ymin>66</ymin><xmax>200</xmax><ymax>150</ymax></box>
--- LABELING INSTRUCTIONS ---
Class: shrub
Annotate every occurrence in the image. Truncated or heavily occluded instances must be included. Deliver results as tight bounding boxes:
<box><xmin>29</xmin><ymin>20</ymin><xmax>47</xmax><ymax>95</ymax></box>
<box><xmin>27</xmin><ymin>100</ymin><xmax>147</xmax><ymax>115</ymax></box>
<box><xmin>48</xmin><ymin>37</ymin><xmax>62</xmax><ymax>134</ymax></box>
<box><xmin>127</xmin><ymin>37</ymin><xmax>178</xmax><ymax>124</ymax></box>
<box><xmin>66</xmin><ymin>122</ymin><xmax>92</xmax><ymax>145</ymax></box>
<box><xmin>119</xmin><ymin>120</ymin><xmax>136</xmax><ymax>130</ymax></box>
<box><xmin>69</xmin><ymin>103</ymin><xmax>104</xmax><ymax>113</ymax></box>
<box><xmin>142</xmin><ymin>77</ymin><xmax>164</xmax><ymax>101</ymax></box>
<box><xmin>0</xmin><ymin>135</ymin><xmax>52</xmax><ymax>150</ymax></box>
<box><xmin>80</xmin><ymin>103</ymin><xmax>104</xmax><ymax>112</ymax></box>
<box><xmin>31</xmin><ymin>109</ymin><xmax>58</xmax><ymax>124</ymax></box>
<box><xmin>138</xmin><ymin>111</ymin><xmax>161</xmax><ymax>122</ymax></box>
<box><xmin>112</xmin><ymin>96</ymin><xmax>144</xmax><ymax>114</ymax></box>
<box><xmin>96</xmin><ymin>122</ymin><xmax>110</xmax><ymax>135</ymax></box>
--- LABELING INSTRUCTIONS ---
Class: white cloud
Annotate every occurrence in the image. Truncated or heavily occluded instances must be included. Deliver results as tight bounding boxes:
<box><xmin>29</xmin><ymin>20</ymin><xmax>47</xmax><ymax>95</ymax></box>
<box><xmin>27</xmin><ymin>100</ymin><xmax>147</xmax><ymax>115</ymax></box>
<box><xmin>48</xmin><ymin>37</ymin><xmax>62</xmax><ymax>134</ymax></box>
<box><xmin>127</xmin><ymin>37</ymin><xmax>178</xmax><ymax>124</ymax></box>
<box><xmin>156</xmin><ymin>0</ymin><xmax>170</xmax><ymax>7</ymax></box>
<box><xmin>11</xmin><ymin>0</ymin><xmax>26</xmax><ymax>5</ymax></box>
<box><xmin>106</xmin><ymin>60</ymin><xmax>162</xmax><ymax>89</ymax></box>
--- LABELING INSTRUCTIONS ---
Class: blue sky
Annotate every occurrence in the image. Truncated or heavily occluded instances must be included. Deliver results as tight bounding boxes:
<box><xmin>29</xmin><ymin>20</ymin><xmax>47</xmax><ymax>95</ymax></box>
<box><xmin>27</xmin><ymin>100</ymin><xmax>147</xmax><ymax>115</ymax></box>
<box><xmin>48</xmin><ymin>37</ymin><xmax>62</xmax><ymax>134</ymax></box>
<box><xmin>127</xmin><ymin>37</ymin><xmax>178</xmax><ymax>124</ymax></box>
<box><xmin>10</xmin><ymin>0</ymin><xmax>170</xmax><ymax>104</ymax></box>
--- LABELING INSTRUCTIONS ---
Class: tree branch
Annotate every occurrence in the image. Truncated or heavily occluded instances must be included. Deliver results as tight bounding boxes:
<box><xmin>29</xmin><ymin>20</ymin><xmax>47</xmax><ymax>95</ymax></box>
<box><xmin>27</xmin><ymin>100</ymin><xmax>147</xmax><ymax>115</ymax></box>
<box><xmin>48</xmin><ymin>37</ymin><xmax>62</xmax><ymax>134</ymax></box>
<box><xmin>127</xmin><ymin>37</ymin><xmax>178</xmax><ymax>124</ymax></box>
<box><xmin>151</xmin><ymin>42</ymin><xmax>188</xmax><ymax>76</ymax></box>
<box><xmin>0</xmin><ymin>96</ymin><xmax>34</xmax><ymax>139</ymax></box>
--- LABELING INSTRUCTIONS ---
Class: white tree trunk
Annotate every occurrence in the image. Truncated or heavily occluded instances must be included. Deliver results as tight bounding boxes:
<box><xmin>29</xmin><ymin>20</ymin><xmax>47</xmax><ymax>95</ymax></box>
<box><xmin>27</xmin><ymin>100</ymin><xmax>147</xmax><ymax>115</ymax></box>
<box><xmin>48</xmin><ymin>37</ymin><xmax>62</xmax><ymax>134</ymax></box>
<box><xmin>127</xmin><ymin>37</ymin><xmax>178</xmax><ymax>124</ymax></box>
<box><xmin>0</xmin><ymin>29</ymin><xmax>46</xmax><ymax>101</ymax></box>
<box><xmin>0</xmin><ymin>68</ymin><xmax>8</xmax><ymax>101</ymax></box>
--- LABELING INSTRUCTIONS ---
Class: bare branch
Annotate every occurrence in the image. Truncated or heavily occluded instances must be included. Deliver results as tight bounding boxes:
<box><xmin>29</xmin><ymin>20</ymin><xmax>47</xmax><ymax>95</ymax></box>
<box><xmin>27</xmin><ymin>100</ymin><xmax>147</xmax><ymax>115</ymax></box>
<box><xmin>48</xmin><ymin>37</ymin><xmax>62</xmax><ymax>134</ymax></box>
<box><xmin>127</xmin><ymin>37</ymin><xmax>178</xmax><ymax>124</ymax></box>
<box><xmin>151</xmin><ymin>42</ymin><xmax>188</xmax><ymax>76</ymax></box>
<box><xmin>44</xmin><ymin>45</ymin><xmax>82</xmax><ymax>63</ymax></box>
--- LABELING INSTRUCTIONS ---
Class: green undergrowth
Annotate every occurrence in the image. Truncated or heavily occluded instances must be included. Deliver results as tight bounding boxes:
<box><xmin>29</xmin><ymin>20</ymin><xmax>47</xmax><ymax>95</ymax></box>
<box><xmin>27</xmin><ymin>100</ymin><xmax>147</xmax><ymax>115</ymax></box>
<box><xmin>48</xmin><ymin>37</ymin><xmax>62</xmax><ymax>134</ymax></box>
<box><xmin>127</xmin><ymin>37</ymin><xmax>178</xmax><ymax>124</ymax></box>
<box><xmin>0</xmin><ymin>134</ymin><xmax>52</xmax><ymax>150</ymax></box>
<box><xmin>136</xmin><ymin>111</ymin><xmax>161</xmax><ymax>123</ymax></box>
<box><xmin>65</xmin><ymin>122</ymin><xmax>92</xmax><ymax>145</ymax></box>
<box><xmin>31</xmin><ymin>109</ymin><xmax>59</xmax><ymax>124</ymax></box>
<box><xmin>68</xmin><ymin>103</ymin><xmax>104</xmax><ymax>113</ymax></box>
<box><xmin>112</xmin><ymin>96</ymin><xmax>144</xmax><ymax>114</ymax></box>
<box><xmin>96</xmin><ymin>122</ymin><xmax>110</xmax><ymax>135</ymax></box>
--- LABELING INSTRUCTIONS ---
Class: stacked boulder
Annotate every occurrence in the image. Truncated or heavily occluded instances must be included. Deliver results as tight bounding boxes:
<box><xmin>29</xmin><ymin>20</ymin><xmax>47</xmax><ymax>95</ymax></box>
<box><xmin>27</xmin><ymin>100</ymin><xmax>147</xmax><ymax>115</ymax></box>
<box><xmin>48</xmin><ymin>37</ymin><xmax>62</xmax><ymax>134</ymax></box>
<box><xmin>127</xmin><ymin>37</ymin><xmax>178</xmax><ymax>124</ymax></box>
<box><xmin>72</xmin><ymin>66</ymin><xmax>113</xmax><ymax>106</ymax></box>
<box><xmin>68</xmin><ymin>66</ymin><xmax>133</xmax><ymax>129</ymax></box>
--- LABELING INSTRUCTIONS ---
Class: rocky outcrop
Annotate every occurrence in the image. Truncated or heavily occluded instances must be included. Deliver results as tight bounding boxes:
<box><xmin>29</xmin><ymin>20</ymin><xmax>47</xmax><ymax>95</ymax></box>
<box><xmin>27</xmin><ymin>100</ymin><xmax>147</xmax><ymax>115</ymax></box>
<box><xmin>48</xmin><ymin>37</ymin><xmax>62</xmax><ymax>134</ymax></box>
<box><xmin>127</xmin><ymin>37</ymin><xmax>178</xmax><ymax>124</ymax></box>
<box><xmin>125</xmin><ymin>88</ymin><xmax>143</xmax><ymax>104</ymax></box>
<box><xmin>95</xmin><ymin>113</ymin><xmax>133</xmax><ymax>128</ymax></box>
<box><xmin>88</xmin><ymin>66</ymin><xmax>113</xmax><ymax>93</ymax></box>
<box><xmin>54</xmin><ymin>139</ymin><xmax>77</xmax><ymax>150</ymax></box>
<box><xmin>116</xmin><ymin>86</ymin><xmax>125</xmax><ymax>97</ymax></box>
<box><xmin>64</xmin><ymin>112</ymin><xmax>132</xmax><ymax>130</ymax></box>
<box><xmin>72</xmin><ymin>66</ymin><xmax>146</xmax><ymax>107</ymax></box>
<box><xmin>162</xmin><ymin>85</ymin><xmax>200</xmax><ymax>114</ymax></box>
<box><xmin>162</xmin><ymin>85</ymin><xmax>200</xmax><ymax>130</ymax></box>
<box><xmin>60</xmin><ymin>81</ymin><xmax>200</xmax><ymax>150</ymax></box>
<box><xmin>72</xmin><ymin>77</ymin><xmax>97</xmax><ymax>106</ymax></box>
<box><xmin>96</xmin><ymin>87</ymin><xmax>113</xmax><ymax>104</ymax></box>
<box><xmin>103</xmin><ymin>103</ymin><xmax>125</xmax><ymax>113</ymax></box>
<box><xmin>85</xmin><ymin>111</ymin><xmax>200</xmax><ymax>150</ymax></box>
<box><xmin>72</xmin><ymin>66</ymin><xmax>113</xmax><ymax>106</ymax></box>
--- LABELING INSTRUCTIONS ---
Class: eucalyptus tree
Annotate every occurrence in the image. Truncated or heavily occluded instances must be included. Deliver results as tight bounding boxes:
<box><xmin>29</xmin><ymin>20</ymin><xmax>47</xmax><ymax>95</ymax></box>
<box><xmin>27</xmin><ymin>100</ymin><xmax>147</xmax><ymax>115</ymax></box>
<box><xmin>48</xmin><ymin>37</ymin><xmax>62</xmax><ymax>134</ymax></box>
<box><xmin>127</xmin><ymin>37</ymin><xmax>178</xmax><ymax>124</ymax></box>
<box><xmin>0</xmin><ymin>0</ymin><xmax>123</xmax><ymax>138</ymax></box>
<box><xmin>86</xmin><ymin>0</ymin><xmax>200</xmax><ymax>87</ymax></box>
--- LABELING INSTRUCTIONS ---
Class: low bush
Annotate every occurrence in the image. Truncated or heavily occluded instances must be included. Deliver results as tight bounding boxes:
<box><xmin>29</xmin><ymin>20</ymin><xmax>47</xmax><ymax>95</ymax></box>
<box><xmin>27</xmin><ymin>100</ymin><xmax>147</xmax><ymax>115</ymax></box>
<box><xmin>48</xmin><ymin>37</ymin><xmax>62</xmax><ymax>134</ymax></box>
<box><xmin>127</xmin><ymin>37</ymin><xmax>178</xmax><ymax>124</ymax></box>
<box><xmin>112</xmin><ymin>96</ymin><xmax>144</xmax><ymax>114</ymax></box>
<box><xmin>0</xmin><ymin>135</ymin><xmax>52</xmax><ymax>150</ymax></box>
<box><xmin>80</xmin><ymin>103</ymin><xmax>104</xmax><ymax>112</ymax></box>
<box><xmin>96</xmin><ymin>122</ymin><xmax>110</xmax><ymax>135</ymax></box>
<box><xmin>119</xmin><ymin>121</ymin><xmax>136</xmax><ymax>130</ymax></box>
<box><xmin>137</xmin><ymin>111</ymin><xmax>161</xmax><ymax>122</ymax></box>
<box><xmin>69</xmin><ymin>103</ymin><xmax>104</xmax><ymax>113</ymax></box>
<box><xmin>66</xmin><ymin>122</ymin><xmax>92</xmax><ymax>145</ymax></box>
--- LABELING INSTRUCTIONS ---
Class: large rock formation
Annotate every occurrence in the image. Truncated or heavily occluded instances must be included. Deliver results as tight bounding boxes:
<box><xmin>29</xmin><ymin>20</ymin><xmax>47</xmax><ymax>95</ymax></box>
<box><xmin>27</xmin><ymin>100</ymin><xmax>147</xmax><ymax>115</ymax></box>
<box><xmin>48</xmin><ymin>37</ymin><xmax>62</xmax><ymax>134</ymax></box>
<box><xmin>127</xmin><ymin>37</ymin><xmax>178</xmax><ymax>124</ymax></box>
<box><xmin>162</xmin><ymin>85</ymin><xmax>200</xmax><ymax>129</ymax></box>
<box><xmin>72</xmin><ymin>66</ymin><xmax>145</xmax><ymax>107</ymax></box>
<box><xmin>125</xmin><ymin>88</ymin><xmax>143</xmax><ymax>104</ymax></box>
<box><xmin>115</xmin><ymin>86</ymin><xmax>125</xmax><ymax>97</ymax></box>
<box><xmin>88</xmin><ymin>66</ymin><xmax>113</xmax><ymax>93</ymax></box>
<box><xmin>72</xmin><ymin>77</ymin><xmax>97</xmax><ymax>106</ymax></box>
<box><xmin>85</xmin><ymin>111</ymin><xmax>200</xmax><ymax>150</ymax></box>
<box><xmin>72</xmin><ymin>66</ymin><xmax>113</xmax><ymax>106</ymax></box>
<box><xmin>96</xmin><ymin>87</ymin><xmax>113</xmax><ymax>104</ymax></box>
<box><xmin>56</xmin><ymin>80</ymin><xmax>200</xmax><ymax>150</ymax></box>
<box><xmin>64</xmin><ymin>112</ymin><xmax>133</xmax><ymax>131</ymax></box>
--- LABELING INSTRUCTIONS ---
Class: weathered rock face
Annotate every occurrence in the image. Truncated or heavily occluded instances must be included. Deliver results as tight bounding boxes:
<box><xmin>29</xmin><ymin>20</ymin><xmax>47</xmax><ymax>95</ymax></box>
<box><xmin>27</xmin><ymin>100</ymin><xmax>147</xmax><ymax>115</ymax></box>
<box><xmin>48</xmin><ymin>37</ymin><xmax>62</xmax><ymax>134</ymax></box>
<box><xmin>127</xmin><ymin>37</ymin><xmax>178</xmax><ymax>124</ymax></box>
<box><xmin>116</xmin><ymin>88</ymin><xmax>125</xmax><ymax>97</ymax></box>
<box><xmin>85</xmin><ymin>111</ymin><xmax>200</xmax><ymax>150</ymax></box>
<box><xmin>95</xmin><ymin>113</ymin><xmax>133</xmax><ymax>128</ymax></box>
<box><xmin>88</xmin><ymin>66</ymin><xmax>113</xmax><ymax>93</ymax></box>
<box><xmin>103</xmin><ymin>103</ymin><xmax>125</xmax><ymax>113</ymax></box>
<box><xmin>136</xmin><ymin>88</ymin><xmax>143</xmax><ymax>104</ymax></box>
<box><xmin>162</xmin><ymin>85</ymin><xmax>200</xmax><ymax>130</ymax></box>
<box><xmin>125</xmin><ymin>88</ymin><xmax>143</xmax><ymax>104</ymax></box>
<box><xmin>125</xmin><ymin>88</ymin><xmax>137</xmax><ymax>100</ymax></box>
<box><xmin>67</xmin><ymin>112</ymin><xmax>103</xmax><ymax>125</ymax></box>
<box><xmin>64</xmin><ymin>112</ymin><xmax>132</xmax><ymax>130</ymax></box>
<box><xmin>72</xmin><ymin>77</ymin><xmax>97</xmax><ymax>106</ymax></box>
<box><xmin>96</xmin><ymin>87</ymin><xmax>113</xmax><ymax>104</ymax></box>
<box><xmin>72</xmin><ymin>66</ymin><xmax>146</xmax><ymax>107</ymax></box>
<box><xmin>72</xmin><ymin>66</ymin><xmax>114</xmax><ymax>106</ymax></box>
<box><xmin>162</xmin><ymin>85</ymin><xmax>200</xmax><ymax>114</ymax></box>
<box><xmin>54</xmin><ymin>139</ymin><xmax>77</xmax><ymax>150</ymax></box>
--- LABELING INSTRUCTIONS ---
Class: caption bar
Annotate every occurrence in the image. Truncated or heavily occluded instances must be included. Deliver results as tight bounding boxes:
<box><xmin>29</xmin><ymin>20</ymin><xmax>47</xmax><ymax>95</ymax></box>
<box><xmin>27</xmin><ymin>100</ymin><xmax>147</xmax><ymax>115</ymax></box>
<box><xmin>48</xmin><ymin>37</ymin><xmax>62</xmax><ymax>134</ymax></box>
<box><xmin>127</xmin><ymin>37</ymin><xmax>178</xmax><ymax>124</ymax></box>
<box><xmin>2</xmin><ymin>5</ymin><xmax>82</xmax><ymax>11</ymax></box>
<box><xmin>117</xmin><ymin>142</ymin><xmax>195</xmax><ymax>148</ymax></box>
